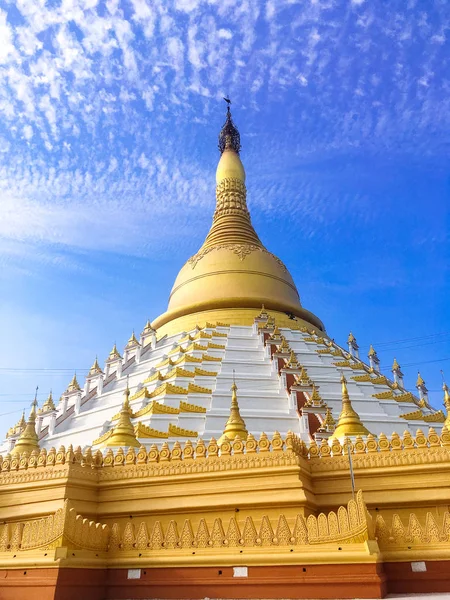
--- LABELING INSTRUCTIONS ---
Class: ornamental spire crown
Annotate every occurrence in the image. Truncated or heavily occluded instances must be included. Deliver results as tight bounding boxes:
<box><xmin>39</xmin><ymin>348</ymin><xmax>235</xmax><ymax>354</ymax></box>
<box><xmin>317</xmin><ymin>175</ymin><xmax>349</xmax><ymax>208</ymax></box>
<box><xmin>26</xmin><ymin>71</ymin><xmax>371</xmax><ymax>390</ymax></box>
<box><xmin>218</xmin><ymin>100</ymin><xmax>241</xmax><ymax>155</ymax></box>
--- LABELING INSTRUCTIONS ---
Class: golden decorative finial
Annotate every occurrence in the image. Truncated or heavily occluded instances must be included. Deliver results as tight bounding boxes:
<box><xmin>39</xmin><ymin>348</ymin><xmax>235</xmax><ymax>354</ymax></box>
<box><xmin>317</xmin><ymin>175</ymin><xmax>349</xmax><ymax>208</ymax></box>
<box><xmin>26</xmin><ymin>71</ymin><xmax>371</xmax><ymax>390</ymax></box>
<box><xmin>257</xmin><ymin>304</ymin><xmax>268</xmax><ymax>319</ymax></box>
<box><xmin>416</xmin><ymin>371</ymin><xmax>426</xmax><ymax>388</ymax></box>
<box><xmin>304</xmin><ymin>384</ymin><xmax>326</xmax><ymax>409</ymax></box>
<box><xmin>368</xmin><ymin>345</ymin><xmax>376</xmax><ymax>357</ymax></box>
<box><xmin>323</xmin><ymin>407</ymin><xmax>336</xmax><ymax>431</ymax></box>
<box><xmin>109</xmin><ymin>342</ymin><xmax>122</xmax><ymax>360</ymax></box>
<box><xmin>13</xmin><ymin>388</ymin><xmax>40</xmax><ymax>455</ymax></box>
<box><xmin>126</xmin><ymin>331</ymin><xmax>141</xmax><ymax>349</ymax></box>
<box><xmin>285</xmin><ymin>349</ymin><xmax>300</xmax><ymax>369</ymax></box>
<box><xmin>218</xmin><ymin>375</ymin><xmax>248</xmax><ymax>445</ymax></box>
<box><xmin>348</xmin><ymin>332</ymin><xmax>356</xmax><ymax>344</ymax></box>
<box><xmin>88</xmin><ymin>356</ymin><xmax>103</xmax><ymax>376</ymax></box>
<box><xmin>39</xmin><ymin>390</ymin><xmax>56</xmax><ymax>414</ymax></box>
<box><xmin>142</xmin><ymin>319</ymin><xmax>155</xmax><ymax>335</ymax></box>
<box><xmin>441</xmin><ymin>372</ymin><xmax>450</xmax><ymax>427</ymax></box>
<box><xmin>105</xmin><ymin>376</ymin><xmax>140</xmax><ymax>448</ymax></box>
<box><xmin>271</xmin><ymin>326</ymin><xmax>282</xmax><ymax>340</ymax></box>
<box><xmin>332</xmin><ymin>374</ymin><xmax>370</xmax><ymax>439</ymax></box>
<box><xmin>295</xmin><ymin>366</ymin><xmax>313</xmax><ymax>387</ymax></box>
<box><xmin>66</xmin><ymin>373</ymin><xmax>81</xmax><ymax>393</ymax></box>
<box><xmin>278</xmin><ymin>336</ymin><xmax>290</xmax><ymax>353</ymax></box>
<box><xmin>392</xmin><ymin>357</ymin><xmax>401</xmax><ymax>371</ymax></box>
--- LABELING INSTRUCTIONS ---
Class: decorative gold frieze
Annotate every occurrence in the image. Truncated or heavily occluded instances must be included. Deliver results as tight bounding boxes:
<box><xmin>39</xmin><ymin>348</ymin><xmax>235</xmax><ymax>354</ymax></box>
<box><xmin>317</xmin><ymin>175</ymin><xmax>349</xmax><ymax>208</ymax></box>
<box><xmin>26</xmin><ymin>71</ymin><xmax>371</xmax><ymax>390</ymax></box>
<box><xmin>208</xmin><ymin>342</ymin><xmax>226</xmax><ymax>350</ymax></box>
<box><xmin>187</xmin><ymin>383</ymin><xmax>212</xmax><ymax>394</ymax></box>
<box><xmin>134</xmin><ymin>402</ymin><xmax>180</xmax><ymax>418</ymax></box>
<box><xmin>373</xmin><ymin>391</ymin><xmax>394</xmax><ymax>400</ymax></box>
<box><xmin>423</xmin><ymin>411</ymin><xmax>446</xmax><ymax>423</ymax></box>
<box><xmin>333</xmin><ymin>360</ymin><xmax>352</xmax><ymax>368</ymax></box>
<box><xmin>179</xmin><ymin>401</ymin><xmax>207</xmax><ymax>413</ymax></box>
<box><xmin>352</xmin><ymin>374</ymin><xmax>372</xmax><ymax>382</ymax></box>
<box><xmin>135</xmin><ymin>423</ymin><xmax>168</xmax><ymax>439</ymax></box>
<box><xmin>202</xmin><ymin>354</ymin><xmax>222</xmax><ymax>362</ymax></box>
<box><xmin>168</xmin><ymin>424</ymin><xmax>198</xmax><ymax>437</ymax></box>
<box><xmin>375</xmin><ymin>510</ymin><xmax>450</xmax><ymax>549</ymax></box>
<box><xmin>194</xmin><ymin>367</ymin><xmax>218</xmax><ymax>377</ymax></box>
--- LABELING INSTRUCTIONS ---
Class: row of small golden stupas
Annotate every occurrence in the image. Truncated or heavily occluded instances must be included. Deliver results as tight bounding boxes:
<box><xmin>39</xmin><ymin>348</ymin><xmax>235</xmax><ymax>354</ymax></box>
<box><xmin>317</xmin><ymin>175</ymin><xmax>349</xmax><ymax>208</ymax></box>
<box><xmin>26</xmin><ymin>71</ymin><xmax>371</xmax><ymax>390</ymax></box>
<box><xmin>8</xmin><ymin>329</ymin><xmax>450</xmax><ymax>457</ymax></box>
<box><xmin>23</xmin><ymin>320</ymin><xmax>433</xmax><ymax>413</ymax></box>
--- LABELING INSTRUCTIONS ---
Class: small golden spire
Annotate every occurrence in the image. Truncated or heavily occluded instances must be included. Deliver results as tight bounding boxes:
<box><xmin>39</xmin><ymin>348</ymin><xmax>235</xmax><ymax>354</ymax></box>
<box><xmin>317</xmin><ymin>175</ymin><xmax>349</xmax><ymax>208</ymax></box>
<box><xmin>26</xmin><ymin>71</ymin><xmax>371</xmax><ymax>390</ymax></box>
<box><xmin>39</xmin><ymin>390</ymin><xmax>56</xmax><ymax>414</ymax></box>
<box><xmin>218</xmin><ymin>377</ymin><xmax>248</xmax><ymax>445</ymax></box>
<box><xmin>88</xmin><ymin>356</ymin><xmax>103</xmax><ymax>376</ymax></box>
<box><xmin>318</xmin><ymin>407</ymin><xmax>336</xmax><ymax>433</ymax></box>
<box><xmin>295</xmin><ymin>366</ymin><xmax>313</xmax><ymax>387</ymax></box>
<box><xmin>105</xmin><ymin>378</ymin><xmax>140</xmax><ymax>448</ymax></box>
<box><xmin>109</xmin><ymin>343</ymin><xmax>122</xmax><ymax>360</ymax></box>
<box><xmin>304</xmin><ymin>384</ymin><xmax>326</xmax><ymax>408</ymax></box>
<box><xmin>285</xmin><ymin>349</ymin><xmax>300</xmax><ymax>369</ymax></box>
<box><xmin>278</xmin><ymin>336</ymin><xmax>290</xmax><ymax>353</ymax></box>
<box><xmin>271</xmin><ymin>326</ymin><xmax>282</xmax><ymax>340</ymax></box>
<box><xmin>257</xmin><ymin>304</ymin><xmax>268</xmax><ymax>319</ymax></box>
<box><xmin>368</xmin><ymin>345</ymin><xmax>376</xmax><ymax>357</ymax></box>
<box><xmin>142</xmin><ymin>319</ymin><xmax>155</xmax><ymax>334</ymax></box>
<box><xmin>322</xmin><ymin>406</ymin><xmax>336</xmax><ymax>433</ymax></box>
<box><xmin>416</xmin><ymin>371</ymin><xmax>426</xmax><ymax>388</ymax></box>
<box><xmin>392</xmin><ymin>357</ymin><xmax>401</xmax><ymax>372</ymax></box>
<box><xmin>442</xmin><ymin>378</ymin><xmax>450</xmax><ymax>428</ymax></box>
<box><xmin>333</xmin><ymin>374</ymin><xmax>370</xmax><ymax>439</ymax></box>
<box><xmin>13</xmin><ymin>389</ymin><xmax>40</xmax><ymax>455</ymax></box>
<box><xmin>348</xmin><ymin>332</ymin><xmax>356</xmax><ymax>344</ymax></box>
<box><xmin>66</xmin><ymin>373</ymin><xmax>81</xmax><ymax>393</ymax></box>
<box><xmin>126</xmin><ymin>331</ymin><xmax>141</xmax><ymax>348</ymax></box>
<box><xmin>17</xmin><ymin>410</ymin><xmax>26</xmax><ymax>430</ymax></box>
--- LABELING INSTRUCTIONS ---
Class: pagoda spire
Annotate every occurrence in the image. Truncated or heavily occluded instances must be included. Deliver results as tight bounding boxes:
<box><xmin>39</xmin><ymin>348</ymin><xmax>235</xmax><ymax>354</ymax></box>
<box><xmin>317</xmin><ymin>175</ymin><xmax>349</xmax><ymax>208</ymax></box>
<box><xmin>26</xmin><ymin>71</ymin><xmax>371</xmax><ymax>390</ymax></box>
<box><xmin>13</xmin><ymin>388</ymin><xmax>40</xmax><ymax>455</ymax></box>
<box><xmin>66</xmin><ymin>372</ymin><xmax>81</xmax><ymax>393</ymax></box>
<box><xmin>333</xmin><ymin>374</ymin><xmax>370</xmax><ymax>439</ymax></box>
<box><xmin>442</xmin><ymin>379</ymin><xmax>450</xmax><ymax>428</ymax></box>
<box><xmin>218</xmin><ymin>377</ymin><xmax>248</xmax><ymax>445</ymax></box>
<box><xmin>200</xmin><ymin>102</ymin><xmax>262</xmax><ymax>250</ymax></box>
<box><xmin>105</xmin><ymin>378</ymin><xmax>140</xmax><ymax>448</ymax></box>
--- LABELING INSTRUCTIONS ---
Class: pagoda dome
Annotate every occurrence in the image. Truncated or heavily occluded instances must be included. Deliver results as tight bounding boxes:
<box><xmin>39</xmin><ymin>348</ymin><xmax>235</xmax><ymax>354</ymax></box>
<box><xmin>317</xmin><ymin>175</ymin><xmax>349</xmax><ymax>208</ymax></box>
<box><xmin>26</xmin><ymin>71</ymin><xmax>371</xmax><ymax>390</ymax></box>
<box><xmin>153</xmin><ymin>105</ymin><xmax>324</xmax><ymax>335</ymax></box>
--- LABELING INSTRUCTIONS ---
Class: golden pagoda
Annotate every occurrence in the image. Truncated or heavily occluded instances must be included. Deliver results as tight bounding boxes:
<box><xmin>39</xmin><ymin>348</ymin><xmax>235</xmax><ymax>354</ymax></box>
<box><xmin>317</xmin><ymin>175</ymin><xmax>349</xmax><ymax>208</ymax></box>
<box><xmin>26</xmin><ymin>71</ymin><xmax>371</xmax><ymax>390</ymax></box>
<box><xmin>217</xmin><ymin>381</ymin><xmax>248</xmax><ymax>444</ymax></box>
<box><xmin>12</xmin><ymin>395</ymin><xmax>39</xmax><ymax>455</ymax></box>
<box><xmin>105</xmin><ymin>382</ymin><xmax>140</xmax><ymax>448</ymax></box>
<box><xmin>332</xmin><ymin>374</ymin><xmax>371</xmax><ymax>438</ymax></box>
<box><xmin>0</xmin><ymin>103</ymin><xmax>449</xmax><ymax>600</ymax></box>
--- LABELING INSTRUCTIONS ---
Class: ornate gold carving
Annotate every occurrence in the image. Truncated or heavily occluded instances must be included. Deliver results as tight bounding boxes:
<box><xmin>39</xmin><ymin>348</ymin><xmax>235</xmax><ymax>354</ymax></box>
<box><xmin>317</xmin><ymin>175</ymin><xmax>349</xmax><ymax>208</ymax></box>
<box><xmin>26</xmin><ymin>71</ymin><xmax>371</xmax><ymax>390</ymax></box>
<box><xmin>194</xmin><ymin>367</ymin><xmax>218</xmax><ymax>377</ymax></box>
<box><xmin>187</xmin><ymin>243</ymin><xmax>288</xmax><ymax>272</ymax></box>
<box><xmin>375</xmin><ymin>510</ymin><xmax>450</xmax><ymax>549</ymax></box>
<box><xmin>373</xmin><ymin>391</ymin><xmax>394</xmax><ymax>399</ymax></box>
<box><xmin>134</xmin><ymin>401</ymin><xmax>180</xmax><ymax>417</ymax></box>
<box><xmin>168</xmin><ymin>424</ymin><xmax>198</xmax><ymax>437</ymax></box>
<box><xmin>179</xmin><ymin>401</ymin><xmax>207</xmax><ymax>414</ymax></box>
<box><xmin>135</xmin><ymin>423</ymin><xmax>168</xmax><ymax>439</ymax></box>
<box><xmin>187</xmin><ymin>383</ymin><xmax>212</xmax><ymax>394</ymax></box>
<box><xmin>202</xmin><ymin>354</ymin><xmax>222</xmax><ymax>362</ymax></box>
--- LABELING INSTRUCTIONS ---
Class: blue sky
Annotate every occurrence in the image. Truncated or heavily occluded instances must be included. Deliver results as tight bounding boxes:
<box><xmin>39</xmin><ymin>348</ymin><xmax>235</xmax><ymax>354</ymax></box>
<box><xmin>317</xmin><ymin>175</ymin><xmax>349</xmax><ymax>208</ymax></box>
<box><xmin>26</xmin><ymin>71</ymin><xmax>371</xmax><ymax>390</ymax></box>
<box><xmin>0</xmin><ymin>0</ymin><xmax>449</xmax><ymax>434</ymax></box>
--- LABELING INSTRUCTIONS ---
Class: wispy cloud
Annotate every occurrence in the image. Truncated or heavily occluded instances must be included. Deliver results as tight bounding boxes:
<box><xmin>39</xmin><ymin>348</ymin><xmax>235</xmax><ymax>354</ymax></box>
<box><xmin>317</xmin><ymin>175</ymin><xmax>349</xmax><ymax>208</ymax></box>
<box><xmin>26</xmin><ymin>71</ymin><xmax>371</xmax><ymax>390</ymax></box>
<box><xmin>0</xmin><ymin>0</ymin><xmax>449</xmax><ymax>266</ymax></box>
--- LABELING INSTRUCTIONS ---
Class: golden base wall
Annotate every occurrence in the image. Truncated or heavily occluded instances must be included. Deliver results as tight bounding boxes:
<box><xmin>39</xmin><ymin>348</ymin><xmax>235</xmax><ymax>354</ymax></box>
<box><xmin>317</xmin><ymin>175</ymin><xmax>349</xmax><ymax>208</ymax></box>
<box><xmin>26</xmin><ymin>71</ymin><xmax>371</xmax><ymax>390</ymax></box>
<box><xmin>1</xmin><ymin>429</ymin><xmax>450</xmax><ymax>599</ymax></box>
